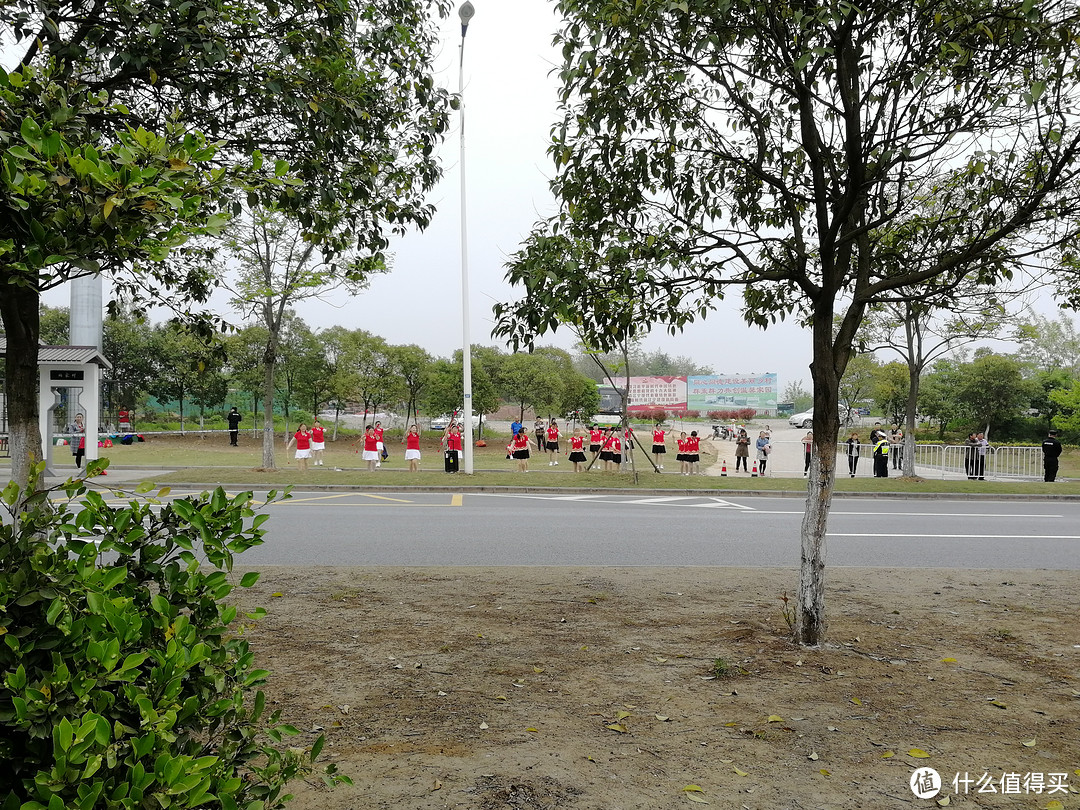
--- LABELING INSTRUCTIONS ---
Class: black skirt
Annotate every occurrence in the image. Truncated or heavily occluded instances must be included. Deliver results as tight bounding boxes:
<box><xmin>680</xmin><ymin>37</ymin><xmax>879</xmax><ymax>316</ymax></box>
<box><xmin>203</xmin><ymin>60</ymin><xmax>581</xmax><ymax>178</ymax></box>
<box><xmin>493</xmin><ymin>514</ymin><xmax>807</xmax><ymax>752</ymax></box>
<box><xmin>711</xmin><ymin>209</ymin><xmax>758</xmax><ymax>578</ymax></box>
<box><xmin>568</xmin><ymin>451</ymin><xmax>587</xmax><ymax>462</ymax></box>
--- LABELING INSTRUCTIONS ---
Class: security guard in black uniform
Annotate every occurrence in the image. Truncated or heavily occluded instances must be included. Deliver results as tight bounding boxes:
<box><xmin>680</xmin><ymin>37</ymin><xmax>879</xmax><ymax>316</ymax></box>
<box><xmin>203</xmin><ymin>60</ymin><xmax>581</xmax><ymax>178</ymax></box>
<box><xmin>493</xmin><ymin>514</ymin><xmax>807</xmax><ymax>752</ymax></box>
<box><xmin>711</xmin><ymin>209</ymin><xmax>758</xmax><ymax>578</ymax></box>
<box><xmin>1042</xmin><ymin>429</ymin><xmax>1063</xmax><ymax>482</ymax></box>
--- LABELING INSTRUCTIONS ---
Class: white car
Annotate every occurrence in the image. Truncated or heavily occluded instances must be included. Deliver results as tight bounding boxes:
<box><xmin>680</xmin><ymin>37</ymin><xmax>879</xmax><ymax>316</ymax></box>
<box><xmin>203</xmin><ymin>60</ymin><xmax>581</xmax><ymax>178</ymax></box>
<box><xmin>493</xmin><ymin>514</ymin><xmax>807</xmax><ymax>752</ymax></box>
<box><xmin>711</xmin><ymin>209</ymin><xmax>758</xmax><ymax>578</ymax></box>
<box><xmin>788</xmin><ymin>410</ymin><xmax>814</xmax><ymax>429</ymax></box>
<box><xmin>431</xmin><ymin>410</ymin><xmax>481</xmax><ymax>430</ymax></box>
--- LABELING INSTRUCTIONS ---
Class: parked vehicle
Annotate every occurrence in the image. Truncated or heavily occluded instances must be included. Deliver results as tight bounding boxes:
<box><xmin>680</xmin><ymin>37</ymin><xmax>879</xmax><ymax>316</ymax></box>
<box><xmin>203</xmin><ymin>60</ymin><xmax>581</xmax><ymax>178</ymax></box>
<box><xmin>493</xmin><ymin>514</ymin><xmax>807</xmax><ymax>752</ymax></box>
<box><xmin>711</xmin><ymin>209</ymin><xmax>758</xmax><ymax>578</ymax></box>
<box><xmin>788</xmin><ymin>410</ymin><xmax>814</xmax><ymax>429</ymax></box>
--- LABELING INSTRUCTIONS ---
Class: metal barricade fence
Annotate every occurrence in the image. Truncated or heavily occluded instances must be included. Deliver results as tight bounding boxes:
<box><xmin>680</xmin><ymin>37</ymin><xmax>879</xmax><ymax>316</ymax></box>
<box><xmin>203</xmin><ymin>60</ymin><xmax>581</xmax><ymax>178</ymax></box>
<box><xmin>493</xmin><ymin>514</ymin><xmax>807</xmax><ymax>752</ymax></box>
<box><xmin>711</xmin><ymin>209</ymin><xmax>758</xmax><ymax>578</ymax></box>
<box><xmin>988</xmin><ymin>446</ymin><xmax>1043</xmax><ymax>479</ymax></box>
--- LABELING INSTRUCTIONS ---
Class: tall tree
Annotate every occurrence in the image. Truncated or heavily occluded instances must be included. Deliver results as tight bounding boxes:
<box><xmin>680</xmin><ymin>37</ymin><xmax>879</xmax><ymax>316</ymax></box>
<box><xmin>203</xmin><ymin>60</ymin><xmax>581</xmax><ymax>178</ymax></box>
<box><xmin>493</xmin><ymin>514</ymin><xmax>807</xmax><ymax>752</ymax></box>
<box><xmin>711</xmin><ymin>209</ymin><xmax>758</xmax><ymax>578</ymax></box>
<box><xmin>956</xmin><ymin>352</ymin><xmax>1037</xmax><ymax>436</ymax></box>
<box><xmin>857</xmin><ymin>287</ymin><xmax>1018</xmax><ymax>474</ymax></box>
<box><xmin>498</xmin><ymin>0</ymin><xmax>1080</xmax><ymax>644</ymax></box>
<box><xmin>0</xmin><ymin>0</ymin><xmax>451</xmax><ymax>489</ymax></box>
<box><xmin>224</xmin><ymin>208</ymin><xmax>377</xmax><ymax>468</ymax></box>
<box><xmin>1013</xmin><ymin>311</ymin><xmax>1080</xmax><ymax>377</ymax></box>
<box><xmin>390</xmin><ymin>344</ymin><xmax>433</xmax><ymax>429</ymax></box>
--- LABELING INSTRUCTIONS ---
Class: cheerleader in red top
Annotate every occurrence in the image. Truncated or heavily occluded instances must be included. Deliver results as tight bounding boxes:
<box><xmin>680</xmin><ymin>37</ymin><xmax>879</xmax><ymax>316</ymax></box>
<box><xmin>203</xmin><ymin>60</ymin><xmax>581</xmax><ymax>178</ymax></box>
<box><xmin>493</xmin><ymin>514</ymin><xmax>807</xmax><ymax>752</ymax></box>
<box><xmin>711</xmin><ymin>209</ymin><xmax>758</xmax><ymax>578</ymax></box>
<box><xmin>602</xmin><ymin>429</ymin><xmax>622</xmax><ymax>472</ymax></box>
<box><xmin>588</xmin><ymin>425</ymin><xmax>604</xmax><ymax>456</ymax></box>
<box><xmin>310</xmin><ymin>419</ymin><xmax>326</xmax><ymax>466</ymax></box>
<box><xmin>446</xmin><ymin>424</ymin><xmax>464</xmax><ymax>472</ymax></box>
<box><xmin>676</xmin><ymin>432</ymin><xmax>688</xmax><ymax>476</ymax></box>
<box><xmin>374</xmin><ymin>421</ymin><xmax>386</xmax><ymax>467</ymax></box>
<box><xmin>652</xmin><ymin>423</ymin><xmax>667</xmax><ymax>470</ymax></box>
<box><xmin>545</xmin><ymin>420</ymin><xmax>561</xmax><ymax>466</ymax></box>
<box><xmin>359</xmin><ymin>425</ymin><xmax>379</xmax><ymax>471</ymax></box>
<box><xmin>568</xmin><ymin>430</ymin><xmax>587</xmax><ymax>472</ymax></box>
<box><xmin>405</xmin><ymin>424</ymin><xmax>422</xmax><ymax>472</ymax></box>
<box><xmin>687</xmin><ymin>430</ymin><xmax>701</xmax><ymax>475</ymax></box>
<box><xmin>286</xmin><ymin>423</ymin><xmax>312</xmax><ymax>472</ymax></box>
<box><xmin>510</xmin><ymin>427</ymin><xmax>534</xmax><ymax>472</ymax></box>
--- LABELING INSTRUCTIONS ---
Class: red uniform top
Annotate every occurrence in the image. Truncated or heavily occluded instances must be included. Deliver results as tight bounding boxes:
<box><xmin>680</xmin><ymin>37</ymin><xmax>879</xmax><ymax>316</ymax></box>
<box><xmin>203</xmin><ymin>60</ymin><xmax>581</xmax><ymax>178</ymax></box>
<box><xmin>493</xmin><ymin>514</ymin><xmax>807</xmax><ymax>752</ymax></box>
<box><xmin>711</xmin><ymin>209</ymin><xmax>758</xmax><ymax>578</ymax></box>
<box><xmin>311</xmin><ymin>425</ymin><xmax>324</xmax><ymax>442</ymax></box>
<box><xmin>512</xmin><ymin>432</ymin><xmax>530</xmax><ymax>451</ymax></box>
<box><xmin>589</xmin><ymin>428</ymin><xmax>604</xmax><ymax>445</ymax></box>
<box><xmin>448</xmin><ymin>432</ymin><xmax>463</xmax><ymax>452</ymax></box>
<box><xmin>374</xmin><ymin>426</ymin><xmax>384</xmax><ymax>441</ymax></box>
<box><xmin>653</xmin><ymin>429</ymin><xmax>665</xmax><ymax>444</ymax></box>
<box><xmin>294</xmin><ymin>430</ymin><xmax>311</xmax><ymax>450</ymax></box>
<box><xmin>677</xmin><ymin>437</ymin><xmax>687</xmax><ymax>453</ymax></box>
<box><xmin>611</xmin><ymin>436</ymin><xmax>622</xmax><ymax>453</ymax></box>
<box><xmin>363</xmin><ymin>433</ymin><xmax>378</xmax><ymax>451</ymax></box>
<box><xmin>570</xmin><ymin>436</ymin><xmax>584</xmax><ymax>451</ymax></box>
<box><xmin>546</xmin><ymin>425</ymin><xmax>560</xmax><ymax>443</ymax></box>
<box><xmin>406</xmin><ymin>432</ymin><xmax>420</xmax><ymax>450</ymax></box>
<box><xmin>688</xmin><ymin>436</ymin><xmax>700</xmax><ymax>452</ymax></box>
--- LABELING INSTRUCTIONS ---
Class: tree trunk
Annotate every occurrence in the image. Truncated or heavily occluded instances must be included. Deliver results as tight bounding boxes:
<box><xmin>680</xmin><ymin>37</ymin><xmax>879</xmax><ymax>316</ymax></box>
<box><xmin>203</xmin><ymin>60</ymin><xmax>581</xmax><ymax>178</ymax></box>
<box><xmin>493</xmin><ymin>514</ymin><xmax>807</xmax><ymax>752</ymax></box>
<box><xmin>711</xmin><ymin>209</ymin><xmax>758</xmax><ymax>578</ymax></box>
<box><xmin>0</xmin><ymin>284</ymin><xmax>43</xmax><ymax>491</ymax></box>
<box><xmin>261</xmin><ymin>353</ymin><xmax>277</xmax><ymax>469</ymax></box>
<box><xmin>903</xmin><ymin>361</ymin><xmax>921</xmax><ymax>477</ymax></box>
<box><xmin>796</xmin><ymin>319</ymin><xmax>842</xmax><ymax>647</ymax></box>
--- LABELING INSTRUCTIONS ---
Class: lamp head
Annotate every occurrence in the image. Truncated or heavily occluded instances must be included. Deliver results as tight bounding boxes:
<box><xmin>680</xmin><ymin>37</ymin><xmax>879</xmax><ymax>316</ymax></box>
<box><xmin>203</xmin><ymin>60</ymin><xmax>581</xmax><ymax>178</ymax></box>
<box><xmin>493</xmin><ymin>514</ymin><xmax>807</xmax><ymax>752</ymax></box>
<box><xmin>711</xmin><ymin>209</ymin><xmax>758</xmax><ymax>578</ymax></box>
<box><xmin>459</xmin><ymin>1</ymin><xmax>475</xmax><ymax>35</ymax></box>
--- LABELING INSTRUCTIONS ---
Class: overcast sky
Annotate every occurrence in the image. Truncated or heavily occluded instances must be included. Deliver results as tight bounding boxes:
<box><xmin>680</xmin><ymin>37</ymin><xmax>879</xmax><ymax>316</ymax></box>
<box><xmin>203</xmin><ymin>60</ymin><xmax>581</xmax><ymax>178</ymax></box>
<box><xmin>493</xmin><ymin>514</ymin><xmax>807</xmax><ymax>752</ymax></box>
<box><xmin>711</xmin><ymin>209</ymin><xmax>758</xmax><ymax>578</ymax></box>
<box><xmin>29</xmin><ymin>2</ymin><xmax>1072</xmax><ymax>389</ymax></box>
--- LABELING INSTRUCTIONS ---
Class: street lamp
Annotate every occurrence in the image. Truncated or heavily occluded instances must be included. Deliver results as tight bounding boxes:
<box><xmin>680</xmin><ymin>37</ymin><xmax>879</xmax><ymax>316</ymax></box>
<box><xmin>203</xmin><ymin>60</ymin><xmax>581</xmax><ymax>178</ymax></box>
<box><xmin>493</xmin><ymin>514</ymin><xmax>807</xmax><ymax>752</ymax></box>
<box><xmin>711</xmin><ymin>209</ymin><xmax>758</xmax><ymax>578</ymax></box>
<box><xmin>458</xmin><ymin>0</ymin><xmax>475</xmax><ymax>474</ymax></box>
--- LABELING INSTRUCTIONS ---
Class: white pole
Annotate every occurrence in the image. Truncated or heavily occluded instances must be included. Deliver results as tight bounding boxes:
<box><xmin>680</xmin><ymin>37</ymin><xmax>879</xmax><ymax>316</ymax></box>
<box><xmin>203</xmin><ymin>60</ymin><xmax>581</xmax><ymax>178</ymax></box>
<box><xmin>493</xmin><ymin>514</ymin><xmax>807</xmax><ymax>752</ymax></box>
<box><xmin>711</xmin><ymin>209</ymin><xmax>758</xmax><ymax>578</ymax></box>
<box><xmin>458</xmin><ymin>1</ymin><xmax>476</xmax><ymax>474</ymax></box>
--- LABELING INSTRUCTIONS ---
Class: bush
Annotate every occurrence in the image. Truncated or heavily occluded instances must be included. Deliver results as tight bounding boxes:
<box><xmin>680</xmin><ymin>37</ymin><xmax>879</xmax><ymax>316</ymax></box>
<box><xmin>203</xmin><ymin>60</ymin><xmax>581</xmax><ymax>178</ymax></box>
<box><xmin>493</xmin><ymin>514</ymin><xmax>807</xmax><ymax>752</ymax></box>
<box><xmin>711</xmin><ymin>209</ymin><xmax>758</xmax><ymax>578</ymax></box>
<box><xmin>0</xmin><ymin>462</ymin><xmax>345</xmax><ymax>809</ymax></box>
<box><xmin>683</xmin><ymin>410</ymin><xmax>700</xmax><ymax>419</ymax></box>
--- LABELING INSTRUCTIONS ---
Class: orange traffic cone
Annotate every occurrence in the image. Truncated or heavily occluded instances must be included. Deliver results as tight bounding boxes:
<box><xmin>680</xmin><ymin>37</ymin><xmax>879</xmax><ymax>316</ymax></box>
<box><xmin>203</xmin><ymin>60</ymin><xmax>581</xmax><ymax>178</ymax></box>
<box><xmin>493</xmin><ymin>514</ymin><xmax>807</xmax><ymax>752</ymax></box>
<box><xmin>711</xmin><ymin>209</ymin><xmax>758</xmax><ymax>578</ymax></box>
<box><xmin>721</xmin><ymin>460</ymin><xmax>728</xmax><ymax>476</ymax></box>
<box><xmin>751</xmin><ymin>461</ymin><xmax>758</xmax><ymax>477</ymax></box>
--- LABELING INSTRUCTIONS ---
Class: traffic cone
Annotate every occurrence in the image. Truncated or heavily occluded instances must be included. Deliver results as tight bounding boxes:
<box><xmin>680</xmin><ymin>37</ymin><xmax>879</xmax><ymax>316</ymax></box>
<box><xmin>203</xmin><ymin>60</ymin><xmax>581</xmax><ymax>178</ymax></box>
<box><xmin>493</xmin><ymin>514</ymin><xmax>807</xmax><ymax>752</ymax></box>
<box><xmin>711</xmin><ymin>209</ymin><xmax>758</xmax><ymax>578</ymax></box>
<box><xmin>751</xmin><ymin>461</ymin><xmax>758</xmax><ymax>477</ymax></box>
<box><xmin>721</xmin><ymin>460</ymin><xmax>727</xmax><ymax>476</ymax></box>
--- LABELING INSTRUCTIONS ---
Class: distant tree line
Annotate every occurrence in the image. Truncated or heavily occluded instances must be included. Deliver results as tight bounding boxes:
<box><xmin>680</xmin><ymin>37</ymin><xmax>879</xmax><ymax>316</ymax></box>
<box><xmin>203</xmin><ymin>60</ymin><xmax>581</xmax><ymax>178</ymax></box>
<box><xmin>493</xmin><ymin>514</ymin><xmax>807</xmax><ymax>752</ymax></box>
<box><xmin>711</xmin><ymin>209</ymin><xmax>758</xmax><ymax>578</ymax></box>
<box><xmin>783</xmin><ymin>312</ymin><xmax>1080</xmax><ymax>442</ymax></box>
<box><xmin>19</xmin><ymin>305</ymin><xmax>611</xmax><ymax>431</ymax></box>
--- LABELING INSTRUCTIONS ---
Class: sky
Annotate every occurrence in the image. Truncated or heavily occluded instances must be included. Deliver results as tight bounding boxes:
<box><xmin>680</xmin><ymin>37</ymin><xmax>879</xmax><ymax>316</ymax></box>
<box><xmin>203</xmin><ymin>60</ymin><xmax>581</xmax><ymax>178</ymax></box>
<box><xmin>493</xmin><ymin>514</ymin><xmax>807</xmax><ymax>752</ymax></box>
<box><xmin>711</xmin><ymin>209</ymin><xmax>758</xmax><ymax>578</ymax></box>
<box><xmin>27</xmin><ymin>2</ymin><xmax>1073</xmax><ymax>390</ymax></box>
<box><xmin>33</xmin><ymin>0</ymin><xmax>814</xmax><ymax>390</ymax></box>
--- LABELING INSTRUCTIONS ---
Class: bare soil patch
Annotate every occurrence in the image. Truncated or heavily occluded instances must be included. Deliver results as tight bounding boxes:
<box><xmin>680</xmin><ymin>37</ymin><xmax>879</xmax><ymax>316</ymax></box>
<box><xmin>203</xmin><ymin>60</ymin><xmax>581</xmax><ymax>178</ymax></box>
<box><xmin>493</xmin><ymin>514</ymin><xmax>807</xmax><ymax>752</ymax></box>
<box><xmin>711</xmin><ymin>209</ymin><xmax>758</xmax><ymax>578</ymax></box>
<box><xmin>237</xmin><ymin>566</ymin><xmax>1079</xmax><ymax>809</ymax></box>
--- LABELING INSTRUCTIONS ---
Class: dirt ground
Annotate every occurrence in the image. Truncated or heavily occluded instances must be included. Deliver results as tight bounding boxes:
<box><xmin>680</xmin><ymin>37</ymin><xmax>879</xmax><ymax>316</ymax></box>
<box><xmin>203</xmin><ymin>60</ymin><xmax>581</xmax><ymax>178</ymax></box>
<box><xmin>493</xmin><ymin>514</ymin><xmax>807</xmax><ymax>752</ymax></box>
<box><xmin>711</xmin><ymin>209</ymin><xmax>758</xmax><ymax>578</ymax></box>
<box><xmin>236</xmin><ymin>566</ymin><xmax>1080</xmax><ymax>809</ymax></box>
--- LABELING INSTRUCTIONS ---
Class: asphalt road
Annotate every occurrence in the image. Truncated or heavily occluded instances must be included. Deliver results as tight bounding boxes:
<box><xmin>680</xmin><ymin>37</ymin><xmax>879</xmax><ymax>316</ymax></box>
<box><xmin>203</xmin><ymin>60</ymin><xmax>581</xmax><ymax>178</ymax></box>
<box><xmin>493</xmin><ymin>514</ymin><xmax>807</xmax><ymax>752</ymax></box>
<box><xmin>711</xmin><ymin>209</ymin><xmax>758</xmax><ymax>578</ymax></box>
<box><xmin>212</xmin><ymin>491</ymin><xmax>1080</xmax><ymax>569</ymax></box>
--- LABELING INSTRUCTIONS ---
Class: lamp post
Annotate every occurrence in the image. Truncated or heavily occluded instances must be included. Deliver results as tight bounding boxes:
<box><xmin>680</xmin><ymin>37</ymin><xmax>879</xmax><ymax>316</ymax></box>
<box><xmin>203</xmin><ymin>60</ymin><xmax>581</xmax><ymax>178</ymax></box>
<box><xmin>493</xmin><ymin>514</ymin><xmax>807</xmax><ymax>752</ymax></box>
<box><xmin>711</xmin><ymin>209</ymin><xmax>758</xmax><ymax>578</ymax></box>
<box><xmin>458</xmin><ymin>0</ymin><xmax>475</xmax><ymax>474</ymax></box>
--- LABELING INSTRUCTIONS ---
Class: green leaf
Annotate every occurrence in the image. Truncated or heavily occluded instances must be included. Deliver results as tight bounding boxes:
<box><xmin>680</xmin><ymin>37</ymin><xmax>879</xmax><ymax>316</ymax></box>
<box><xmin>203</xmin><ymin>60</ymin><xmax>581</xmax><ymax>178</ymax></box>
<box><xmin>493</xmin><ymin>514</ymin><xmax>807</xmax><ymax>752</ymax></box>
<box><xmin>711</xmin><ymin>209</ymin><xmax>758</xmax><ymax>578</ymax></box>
<box><xmin>240</xmin><ymin>571</ymin><xmax>260</xmax><ymax>587</ymax></box>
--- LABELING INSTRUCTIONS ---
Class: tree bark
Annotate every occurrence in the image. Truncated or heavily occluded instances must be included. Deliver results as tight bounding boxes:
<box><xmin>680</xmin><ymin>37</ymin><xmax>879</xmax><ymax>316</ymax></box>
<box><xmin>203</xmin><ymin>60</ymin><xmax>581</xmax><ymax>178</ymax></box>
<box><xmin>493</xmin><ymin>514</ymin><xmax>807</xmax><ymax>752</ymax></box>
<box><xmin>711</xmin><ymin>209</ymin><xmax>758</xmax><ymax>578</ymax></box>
<box><xmin>796</xmin><ymin>314</ymin><xmax>842</xmax><ymax>646</ymax></box>
<box><xmin>261</xmin><ymin>345</ymin><xmax>277</xmax><ymax>469</ymax></box>
<box><xmin>0</xmin><ymin>284</ymin><xmax>44</xmax><ymax>492</ymax></box>
<box><xmin>903</xmin><ymin>360</ymin><xmax>921</xmax><ymax>477</ymax></box>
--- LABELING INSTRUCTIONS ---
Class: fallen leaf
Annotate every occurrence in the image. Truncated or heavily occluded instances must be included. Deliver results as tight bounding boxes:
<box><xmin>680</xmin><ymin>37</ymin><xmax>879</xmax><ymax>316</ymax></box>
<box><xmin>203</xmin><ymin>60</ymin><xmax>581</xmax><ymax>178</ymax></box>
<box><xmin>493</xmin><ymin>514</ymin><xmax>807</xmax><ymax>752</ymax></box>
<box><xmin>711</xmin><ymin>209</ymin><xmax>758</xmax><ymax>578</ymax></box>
<box><xmin>827</xmin><ymin>725</ymin><xmax>839</xmax><ymax>732</ymax></box>
<box><xmin>723</xmin><ymin>722</ymin><xmax>738</xmax><ymax>727</ymax></box>
<box><xmin>1022</xmin><ymin>738</ymin><xmax>1036</xmax><ymax>747</ymax></box>
<box><xmin>655</xmin><ymin>714</ymin><xmax>670</xmax><ymax>722</ymax></box>
<box><xmin>526</xmin><ymin>727</ymin><xmax>539</xmax><ymax>733</ymax></box>
<box><xmin>533</xmin><ymin>667</ymin><xmax>545</xmax><ymax>673</ymax></box>
<box><xmin>908</xmin><ymin>748</ymin><xmax>930</xmax><ymax>758</ymax></box>
<box><xmin>988</xmin><ymin>699</ymin><xmax>1008</xmax><ymax>709</ymax></box>
<box><xmin>1046</xmin><ymin>802</ymin><xmax>1064</xmax><ymax>810</ymax></box>
<box><xmin>819</xmin><ymin>769</ymin><xmax>831</xmax><ymax>777</ymax></box>
<box><xmin>851</xmin><ymin>697</ymin><xmax>862</xmax><ymax>706</ymax></box>
<box><xmin>733</xmin><ymin>767</ymin><xmax>748</xmax><ymax>777</ymax></box>
<box><xmin>767</xmin><ymin>715</ymin><xmax>783</xmax><ymax>723</ymax></box>
<box><xmin>808</xmin><ymin>752</ymin><xmax>819</xmax><ymax>761</ymax></box>
<box><xmin>438</xmin><ymin>691</ymin><xmax>447</xmax><ymax>696</ymax></box>
<box><xmin>881</xmin><ymin>751</ymin><xmax>894</xmax><ymax>759</ymax></box>
<box><xmin>606</xmin><ymin>723</ymin><xmax>628</xmax><ymax>733</ymax></box>
<box><xmin>685</xmin><ymin>794</ymin><xmax>709</xmax><ymax>804</ymax></box>
<box><xmin>682</xmin><ymin>785</ymin><xmax>705</xmax><ymax>793</ymax></box>
<box><xmin>655</xmin><ymin>656</ymin><xmax>668</xmax><ymax>663</ymax></box>
<box><xmin>271</xmin><ymin>592</ymin><xmax>284</xmax><ymax>598</ymax></box>
<box><xmin>617</xmin><ymin>710</ymin><xmax>632</xmax><ymax>720</ymax></box>
<box><xmin>339</xmin><ymin>705</ymin><xmax>350</xmax><ymax>714</ymax></box>
<box><xmin>941</xmin><ymin>657</ymin><xmax>957</xmax><ymax>663</ymax></box>
<box><xmin>936</xmin><ymin>796</ymin><xmax>950</xmax><ymax>807</ymax></box>
<box><xmin>479</xmin><ymin>721</ymin><xmax>489</xmax><ymax>730</ymax></box>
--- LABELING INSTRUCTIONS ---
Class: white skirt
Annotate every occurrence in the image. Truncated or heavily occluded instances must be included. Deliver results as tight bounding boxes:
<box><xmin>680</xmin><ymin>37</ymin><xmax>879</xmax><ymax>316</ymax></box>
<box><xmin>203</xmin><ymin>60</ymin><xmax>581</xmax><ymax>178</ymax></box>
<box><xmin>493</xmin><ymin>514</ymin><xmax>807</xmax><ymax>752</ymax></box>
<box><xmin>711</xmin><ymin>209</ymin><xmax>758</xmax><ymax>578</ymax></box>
<box><xmin>404</xmin><ymin>449</ymin><xmax>421</xmax><ymax>461</ymax></box>
<box><xmin>362</xmin><ymin>449</ymin><xmax>379</xmax><ymax>461</ymax></box>
<box><xmin>295</xmin><ymin>449</ymin><xmax>312</xmax><ymax>459</ymax></box>
<box><xmin>311</xmin><ymin>441</ymin><xmax>325</xmax><ymax>451</ymax></box>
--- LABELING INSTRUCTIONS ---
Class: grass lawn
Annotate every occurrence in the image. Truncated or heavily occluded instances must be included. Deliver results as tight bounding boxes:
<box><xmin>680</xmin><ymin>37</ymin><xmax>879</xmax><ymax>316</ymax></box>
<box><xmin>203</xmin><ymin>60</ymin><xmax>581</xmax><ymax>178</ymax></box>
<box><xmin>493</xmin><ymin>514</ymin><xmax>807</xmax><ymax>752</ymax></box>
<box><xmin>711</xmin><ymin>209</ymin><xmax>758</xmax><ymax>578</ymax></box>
<box><xmin>8</xmin><ymin>432</ymin><xmax>1078</xmax><ymax>495</ymax></box>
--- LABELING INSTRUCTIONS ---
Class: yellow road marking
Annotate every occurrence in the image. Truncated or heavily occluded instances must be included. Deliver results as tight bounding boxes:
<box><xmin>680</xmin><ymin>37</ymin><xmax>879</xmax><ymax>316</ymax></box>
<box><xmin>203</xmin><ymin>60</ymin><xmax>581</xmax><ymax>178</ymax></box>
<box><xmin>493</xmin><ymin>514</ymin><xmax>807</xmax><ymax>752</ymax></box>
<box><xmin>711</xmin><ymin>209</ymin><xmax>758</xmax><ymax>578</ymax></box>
<box><xmin>451</xmin><ymin>494</ymin><xmax>463</xmax><ymax>507</ymax></box>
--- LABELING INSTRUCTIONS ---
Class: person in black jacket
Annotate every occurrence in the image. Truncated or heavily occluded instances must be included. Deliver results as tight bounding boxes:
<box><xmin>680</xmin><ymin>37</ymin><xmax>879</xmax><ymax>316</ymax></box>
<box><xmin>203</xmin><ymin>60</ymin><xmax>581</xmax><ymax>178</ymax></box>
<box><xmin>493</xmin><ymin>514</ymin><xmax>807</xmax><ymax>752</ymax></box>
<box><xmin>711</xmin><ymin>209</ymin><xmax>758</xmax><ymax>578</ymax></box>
<box><xmin>227</xmin><ymin>407</ymin><xmax>242</xmax><ymax>446</ymax></box>
<box><xmin>1042</xmin><ymin>429</ymin><xmax>1063</xmax><ymax>482</ymax></box>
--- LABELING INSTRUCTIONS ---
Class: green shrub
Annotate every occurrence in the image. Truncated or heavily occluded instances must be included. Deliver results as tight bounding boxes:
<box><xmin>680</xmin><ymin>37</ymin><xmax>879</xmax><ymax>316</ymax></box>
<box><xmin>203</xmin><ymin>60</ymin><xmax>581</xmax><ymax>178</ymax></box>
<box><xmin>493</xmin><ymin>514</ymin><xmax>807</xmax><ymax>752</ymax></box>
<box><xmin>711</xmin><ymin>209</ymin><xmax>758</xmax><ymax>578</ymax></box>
<box><xmin>0</xmin><ymin>462</ymin><xmax>345</xmax><ymax>809</ymax></box>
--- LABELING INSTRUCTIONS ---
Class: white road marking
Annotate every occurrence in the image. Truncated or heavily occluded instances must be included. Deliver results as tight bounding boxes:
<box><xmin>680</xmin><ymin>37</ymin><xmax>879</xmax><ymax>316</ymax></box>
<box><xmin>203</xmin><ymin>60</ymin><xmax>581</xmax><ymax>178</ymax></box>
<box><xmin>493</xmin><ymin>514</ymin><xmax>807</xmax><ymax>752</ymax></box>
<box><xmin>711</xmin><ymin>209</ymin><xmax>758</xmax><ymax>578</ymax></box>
<box><xmin>828</xmin><ymin>533</ymin><xmax>1080</xmax><ymax>540</ymax></box>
